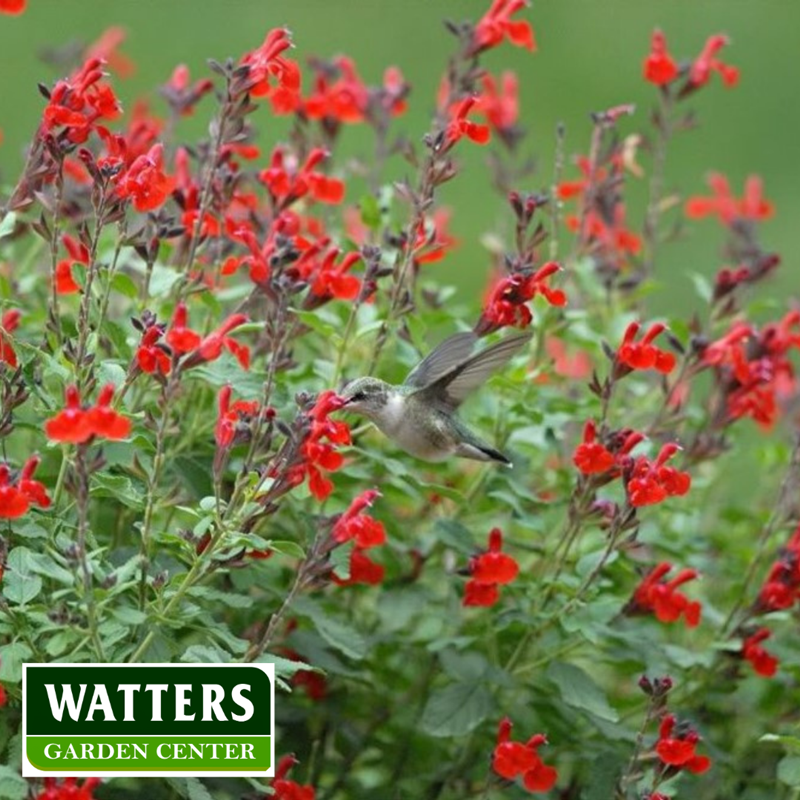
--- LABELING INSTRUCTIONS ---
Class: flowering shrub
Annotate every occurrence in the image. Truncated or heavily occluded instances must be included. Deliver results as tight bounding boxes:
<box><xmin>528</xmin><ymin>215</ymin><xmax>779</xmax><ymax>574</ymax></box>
<box><xmin>0</xmin><ymin>3</ymin><xmax>799</xmax><ymax>800</ymax></box>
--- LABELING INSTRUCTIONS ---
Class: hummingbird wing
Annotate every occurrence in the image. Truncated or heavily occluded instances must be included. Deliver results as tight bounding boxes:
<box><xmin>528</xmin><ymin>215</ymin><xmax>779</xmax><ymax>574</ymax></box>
<box><xmin>412</xmin><ymin>332</ymin><xmax>532</xmax><ymax>410</ymax></box>
<box><xmin>403</xmin><ymin>331</ymin><xmax>478</xmax><ymax>388</ymax></box>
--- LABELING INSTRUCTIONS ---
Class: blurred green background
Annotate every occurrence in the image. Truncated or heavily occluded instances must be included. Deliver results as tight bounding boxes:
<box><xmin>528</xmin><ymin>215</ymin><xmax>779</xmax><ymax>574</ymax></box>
<box><xmin>0</xmin><ymin>0</ymin><xmax>797</xmax><ymax>309</ymax></box>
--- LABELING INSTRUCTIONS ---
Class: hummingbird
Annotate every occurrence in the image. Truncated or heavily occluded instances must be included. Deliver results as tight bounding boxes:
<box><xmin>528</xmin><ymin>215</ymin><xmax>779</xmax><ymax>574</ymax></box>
<box><xmin>339</xmin><ymin>331</ymin><xmax>531</xmax><ymax>465</ymax></box>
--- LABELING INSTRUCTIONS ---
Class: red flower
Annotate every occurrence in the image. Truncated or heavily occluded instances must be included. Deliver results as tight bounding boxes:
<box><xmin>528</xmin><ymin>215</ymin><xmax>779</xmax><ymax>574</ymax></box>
<box><xmin>477</xmin><ymin>262</ymin><xmax>565</xmax><ymax>335</ymax></box>
<box><xmin>655</xmin><ymin>715</ymin><xmax>711</xmax><ymax>774</ymax></box>
<box><xmin>473</xmin><ymin>0</ymin><xmax>536</xmax><ymax>54</ymax></box>
<box><xmin>627</xmin><ymin>443</ymin><xmax>691</xmax><ymax>508</ymax></box>
<box><xmin>45</xmin><ymin>386</ymin><xmax>92</xmax><ymax>443</ymax></box>
<box><xmin>463</xmin><ymin>528</ymin><xmax>518</xmax><ymax>607</ymax></box>
<box><xmin>332</xmin><ymin>489</ymin><xmax>385</xmax><ymax>548</ymax></box>
<box><xmin>0</xmin><ymin>0</ymin><xmax>25</xmax><ymax>15</ymax></box>
<box><xmin>492</xmin><ymin>718</ymin><xmax>557</xmax><ymax>793</ymax></box>
<box><xmin>270</xmin><ymin>755</ymin><xmax>315</xmax><ymax>800</ymax></box>
<box><xmin>116</xmin><ymin>143</ymin><xmax>175</xmax><ymax>212</ymax></box>
<box><xmin>35</xmin><ymin>778</ymin><xmax>101</xmax><ymax>800</ymax></box>
<box><xmin>166</xmin><ymin>302</ymin><xmax>202</xmax><ymax>353</ymax></box>
<box><xmin>56</xmin><ymin>234</ymin><xmax>90</xmax><ymax>295</ymax></box>
<box><xmin>136</xmin><ymin>326</ymin><xmax>171</xmax><ymax>375</ymax></box>
<box><xmin>643</xmin><ymin>30</ymin><xmax>678</xmax><ymax>86</ymax></box>
<box><xmin>477</xmin><ymin>71</ymin><xmax>519</xmax><ymax>134</ymax></box>
<box><xmin>239</xmin><ymin>28</ymin><xmax>301</xmax><ymax>107</ymax></box>
<box><xmin>757</xmin><ymin>527</ymin><xmax>800</xmax><ymax>613</ymax></box>
<box><xmin>85</xmin><ymin>384</ymin><xmax>132</xmax><ymax>440</ymax></box>
<box><xmin>215</xmin><ymin>385</ymin><xmax>260</xmax><ymax>449</ymax></box>
<box><xmin>471</xmin><ymin>528</ymin><xmax>519</xmax><ymax>584</ymax></box>
<box><xmin>85</xmin><ymin>26</ymin><xmax>135</xmax><ymax>79</ymax></box>
<box><xmin>463</xmin><ymin>581</ymin><xmax>500</xmax><ymax>607</ymax></box>
<box><xmin>162</xmin><ymin>64</ymin><xmax>214</xmax><ymax>116</ymax></box>
<box><xmin>308</xmin><ymin>250</ymin><xmax>362</xmax><ymax>303</ymax></box>
<box><xmin>0</xmin><ymin>683</ymin><xmax>6</xmax><ymax>707</ymax></box>
<box><xmin>197</xmin><ymin>313</ymin><xmax>251</xmax><ymax>370</ymax></box>
<box><xmin>260</xmin><ymin>147</ymin><xmax>345</xmax><ymax>207</ymax></box>
<box><xmin>617</xmin><ymin>321</ymin><xmax>676</xmax><ymax>375</ymax></box>
<box><xmin>18</xmin><ymin>456</ymin><xmax>51</xmax><ymax>509</ymax></box>
<box><xmin>0</xmin><ymin>308</ymin><xmax>20</xmax><ymax>368</ymax></box>
<box><xmin>685</xmin><ymin>173</ymin><xmax>773</xmax><ymax>226</ymax></box>
<box><xmin>286</xmin><ymin>391</ymin><xmax>350</xmax><ymax>502</ymax></box>
<box><xmin>627</xmin><ymin>562</ymin><xmax>701</xmax><ymax>627</ymax></box>
<box><xmin>45</xmin><ymin>384</ymin><xmax>130</xmax><ymax>444</ymax></box>
<box><xmin>335</xmin><ymin>548</ymin><xmax>385</xmax><ymax>587</ymax></box>
<box><xmin>412</xmin><ymin>208</ymin><xmax>459</xmax><ymax>265</ymax></box>
<box><xmin>544</xmin><ymin>337</ymin><xmax>592</xmax><ymax>380</ymax></box>
<box><xmin>441</xmin><ymin>96</ymin><xmax>491</xmax><ymax>151</ymax></box>
<box><xmin>42</xmin><ymin>58</ymin><xmax>121</xmax><ymax>143</ymax></box>
<box><xmin>742</xmin><ymin>628</ymin><xmax>778</xmax><ymax>678</ymax></box>
<box><xmin>0</xmin><ymin>464</ymin><xmax>29</xmax><ymax>519</ymax></box>
<box><xmin>687</xmin><ymin>34</ymin><xmax>739</xmax><ymax>91</ymax></box>
<box><xmin>573</xmin><ymin>420</ymin><xmax>615</xmax><ymax>475</ymax></box>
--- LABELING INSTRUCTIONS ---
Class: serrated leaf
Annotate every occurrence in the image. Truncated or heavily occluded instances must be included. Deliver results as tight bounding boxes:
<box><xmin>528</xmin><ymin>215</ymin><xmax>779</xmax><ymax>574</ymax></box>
<box><xmin>419</xmin><ymin>682</ymin><xmax>492</xmax><ymax>737</ymax></box>
<box><xmin>91</xmin><ymin>473</ymin><xmax>144</xmax><ymax>510</ymax></box>
<box><xmin>546</xmin><ymin>661</ymin><xmax>618</xmax><ymax>722</ymax></box>
<box><xmin>330</xmin><ymin>540</ymin><xmax>353</xmax><ymax>580</ymax></box>
<box><xmin>180</xmin><ymin>644</ymin><xmax>233</xmax><ymax>663</ymax></box>
<box><xmin>110</xmin><ymin>271</ymin><xmax>139</xmax><ymax>299</ymax></box>
<box><xmin>0</xmin><ymin>765</ymin><xmax>27</xmax><ymax>800</ymax></box>
<box><xmin>257</xmin><ymin>653</ymin><xmax>315</xmax><ymax>680</ymax></box>
<box><xmin>763</xmin><ymin>734</ymin><xmax>800</xmax><ymax>754</ymax></box>
<box><xmin>0</xmin><ymin>642</ymin><xmax>32</xmax><ymax>682</ymax></box>
<box><xmin>148</xmin><ymin>264</ymin><xmax>182</xmax><ymax>297</ymax></box>
<box><xmin>3</xmin><ymin>547</ymin><xmax>42</xmax><ymax>604</ymax></box>
<box><xmin>0</xmin><ymin>213</ymin><xmax>17</xmax><ymax>241</ymax></box>
<box><xmin>270</xmin><ymin>540</ymin><xmax>305</xmax><ymax>560</ymax></box>
<box><xmin>778</xmin><ymin>755</ymin><xmax>800</xmax><ymax>787</ymax></box>
<box><xmin>294</xmin><ymin>598</ymin><xmax>368</xmax><ymax>660</ymax></box>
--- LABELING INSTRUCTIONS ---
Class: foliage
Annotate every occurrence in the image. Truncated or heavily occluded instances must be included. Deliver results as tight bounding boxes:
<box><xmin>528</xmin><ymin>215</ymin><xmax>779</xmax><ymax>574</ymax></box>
<box><xmin>0</xmin><ymin>3</ymin><xmax>799</xmax><ymax>800</ymax></box>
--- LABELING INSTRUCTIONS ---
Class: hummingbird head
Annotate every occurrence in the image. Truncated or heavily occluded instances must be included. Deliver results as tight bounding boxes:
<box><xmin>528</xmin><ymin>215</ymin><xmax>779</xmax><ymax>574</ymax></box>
<box><xmin>339</xmin><ymin>377</ymin><xmax>393</xmax><ymax>420</ymax></box>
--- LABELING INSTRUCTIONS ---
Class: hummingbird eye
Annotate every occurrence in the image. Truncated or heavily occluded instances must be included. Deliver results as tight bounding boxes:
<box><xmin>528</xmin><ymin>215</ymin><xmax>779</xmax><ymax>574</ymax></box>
<box><xmin>351</xmin><ymin>390</ymin><xmax>367</xmax><ymax>401</ymax></box>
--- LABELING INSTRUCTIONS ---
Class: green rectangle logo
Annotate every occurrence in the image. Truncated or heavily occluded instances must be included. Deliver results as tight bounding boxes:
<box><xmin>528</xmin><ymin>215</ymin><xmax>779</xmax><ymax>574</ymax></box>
<box><xmin>22</xmin><ymin>663</ymin><xmax>274</xmax><ymax>777</ymax></box>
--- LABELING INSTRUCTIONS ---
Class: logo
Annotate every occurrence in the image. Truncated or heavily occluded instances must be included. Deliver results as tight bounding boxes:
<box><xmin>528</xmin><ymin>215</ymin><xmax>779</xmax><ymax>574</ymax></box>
<box><xmin>22</xmin><ymin>663</ymin><xmax>274</xmax><ymax>778</ymax></box>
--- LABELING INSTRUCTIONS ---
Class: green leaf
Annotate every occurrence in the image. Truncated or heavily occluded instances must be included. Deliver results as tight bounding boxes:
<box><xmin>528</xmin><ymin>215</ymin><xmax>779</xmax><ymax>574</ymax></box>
<box><xmin>580</xmin><ymin>753</ymin><xmax>626</xmax><ymax>800</ymax></box>
<box><xmin>778</xmin><ymin>755</ymin><xmax>800</xmax><ymax>787</ymax></box>
<box><xmin>180</xmin><ymin>644</ymin><xmax>233</xmax><ymax>664</ymax></box>
<box><xmin>0</xmin><ymin>765</ymin><xmax>27</xmax><ymax>800</ymax></box>
<box><xmin>0</xmin><ymin>642</ymin><xmax>32</xmax><ymax>682</ymax></box>
<box><xmin>257</xmin><ymin>653</ymin><xmax>315</xmax><ymax>680</ymax></box>
<box><xmin>359</xmin><ymin>193</ymin><xmax>382</xmax><ymax>230</ymax></box>
<box><xmin>148</xmin><ymin>264</ymin><xmax>182</xmax><ymax>297</ymax></box>
<box><xmin>3</xmin><ymin>547</ymin><xmax>43</xmax><ymax>604</ymax></box>
<box><xmin>187</xmin><ymin>586</ymin><xmax>253</xmax><ymax>609</ymax></box>
<box><xmin>270</xmin><ymin>540</ymin><xmax>306</xmax><ymax>560</ymax></box>
<box><xmin>91</xmin><ymin>473</ymin><xmax>145</xmax><ymax>510</ymax></box>
<box><xmin>762</xmin><ymin>734</ymin><xmax>800</xmax><ymax>754</ymax></box>
<box><xmin>97</xmin><ymin>361</ymin><xmax>127</xmax><ymax>388</ymax></box>
<box><xmin>0</xmin><ymin>213</ymin><xmax>18</xmax><ymax>240</ymax></box>
<box><xmin>546</xmin><ymin>661</ymin><xmax>618</xmax><ymax>722</ymax></box>
<box><xmin>294</xmin><ymin>598</ymin><xmax>368</xmax><ymax>660</ymax></box>
<box><xmin>330</xmin><ymin>540</ymin><xmax>353</xmax><ymax>580</ymax></box>
<box><xmin>110</xmin><ymin>271</ymin><xmax>139</xmax><ymax>299</ymax></box>
<box><xmin>419</xmin><ymin>682</ymin><xmax>492</xmax><ymax>738</ymax></box>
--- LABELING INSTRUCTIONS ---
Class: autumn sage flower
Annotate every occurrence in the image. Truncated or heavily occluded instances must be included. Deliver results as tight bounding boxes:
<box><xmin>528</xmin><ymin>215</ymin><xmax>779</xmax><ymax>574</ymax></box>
<box><xmin>463</xmin><ymin>528</ymin><xmax>519</xmax><ymax>607</ymax></box>
<box><xmin>45</xmin><ymin>384</ymin><xmax>131</xmax><ymax>444</ymax></box>
<box><xmin>625</xmin><ymin>562</ymin><xmax>701</xmax><ymax>627</ymax></box>
<box><xmin>655</xmin><ymin>714</ymin><xmax>711</xmax><ymax>775</ymax></box>
<box><xmin>492</xmin><ymin>717</ymin><xmax>557</xmax><ymax>793</ymax></box>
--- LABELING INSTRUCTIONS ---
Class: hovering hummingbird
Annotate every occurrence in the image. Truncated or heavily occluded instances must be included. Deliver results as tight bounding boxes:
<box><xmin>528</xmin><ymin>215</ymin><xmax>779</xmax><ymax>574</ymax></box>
<box><xmin>339</xmin><ymin>331</ymin><xmax>531</xmax><ymax>465</ymax></box>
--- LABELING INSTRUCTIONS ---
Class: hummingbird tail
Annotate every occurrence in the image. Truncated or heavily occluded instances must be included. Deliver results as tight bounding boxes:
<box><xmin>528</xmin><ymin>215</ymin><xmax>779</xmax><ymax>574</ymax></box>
<box><xmin>481</xmin><ymin>446</ymin><xmax>513</xmax><ymax>467</ymax></box>
<box><xmin>465</xmin><ymin>442</ymin><xmax>513</xmax><ymax>467</ymax></box>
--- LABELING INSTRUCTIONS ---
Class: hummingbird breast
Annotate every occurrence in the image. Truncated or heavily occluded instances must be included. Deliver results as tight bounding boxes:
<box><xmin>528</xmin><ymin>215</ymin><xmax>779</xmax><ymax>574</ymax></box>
<box><xmin>375</xmin><ymin>394</ymin><xmax>457</xmax><ymax>462</ymax></box>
